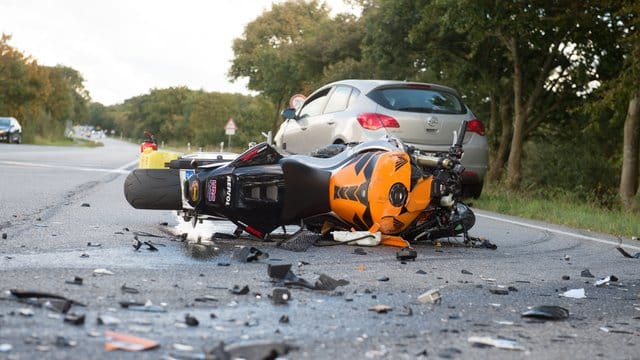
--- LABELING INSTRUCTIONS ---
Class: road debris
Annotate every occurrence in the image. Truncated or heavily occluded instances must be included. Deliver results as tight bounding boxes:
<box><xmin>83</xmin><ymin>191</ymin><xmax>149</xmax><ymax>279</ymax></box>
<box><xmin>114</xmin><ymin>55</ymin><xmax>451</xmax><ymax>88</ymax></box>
<box><xmin>9</xmin><ymin>289</ymin><xmax>85</xmax><ymax>310</ymax></box>
<box><xmin>104</xmin><ymin>330</ymin><xmax>160</xmax><ymax>352</ymax></box>
<box><xmin>369</xmin><ymin>304</ymin><xmax>392</xmax><ymax>313</ymax></box>
<box><xmin>97</xmin><ymin>314</ymin><xmax>122</xmax><ymax>326</ymax></box>
<box><xmin>271</xmin><ymin>288</ymin><xmax>291</xmax><ymax>305</ymax></box>
<box><xmin>396</xmin><ymin>247</ymin><xmax>417</xmax><ymax>261</ymax></box>
<box><xmin>560</xmin><ymin>288</ymin><xmax>586</xmax><ymax>299</ymax></box>
<box><xmin>65</xmin><ymin>276</ymin><xmax>83</xmax><ymax>285</ymax></box>
<box><xmin>418</xmin><ymin>289</ymin><xmax>441</xmax><ymax>304</ymax></box>
<box><xmin>93</xmin><ymin>268</ymin><xmax>114</xmax><ymax>276</ymax></box>
<box><xmin>18</xmin><ymin>308</ymin><xmax>34</xmax><ymax>317</ymax></box>
<box><xmin>521</xmin><ymin>305</ymin><xmax>569</xmax><ymax>320</ymax></box>
<box><xmin>121</xmin><ymin>284</ymin><xmax>140</xmax><ymax>294</ymax></box>
<box><xmin>353</xmin><ymin>247</ymin><xmax>367</xmax><ymax>255</ymax></box>
<box><xmin>63</xmin><ymin>313</ymin><xmax>85</xmax><ymax>325</ymax></box>
<box><xmin>594</xmin><ymin>275</ymin><xmax>618</xmax><ymax>287</ymax></box>
<box><xmin>489</xmin><ymin>287</ymin><xmax>509</xmax><ymax>295</ymax></box>
<box><xmin>468</xmin><ymin>336</ymin><xmax>525</xmax><ymax>351</ymax></box>
<box><xmin>461</xmin><ymin>269</ymin><xmax>473</xmax><ymax>275</ymax></box>
<box><xmin>230</xmin><ymin>285</ymin><xmax>250</xmax><ymax>295</ymax></box>
<box><xmin>232</xmin><ymin>246</ymin><xmax>268</xmax><ymax>262</ymax></box>
<box><xmin>119</xmin><ymin>300</ymin><xmax>166</xmax><ymax>313</ymax></box>
<box><xmin>581</xmin><ymin>269</ymin><xmax>595</xmax><ymax>278</ymax></box>
<box><xmin>55</xmin><ymin>336</ymin><xmax>77</xmax><ymax>348</ymax></box>
<box><xmin>267</xmin><ymin>263</ymin><xmax>348</xmax><ymax>290</ymax></box>
<box><xmin>184</xmin><ymin>313</ymin><xmax>199</xmax><ymax>327</ymax></box>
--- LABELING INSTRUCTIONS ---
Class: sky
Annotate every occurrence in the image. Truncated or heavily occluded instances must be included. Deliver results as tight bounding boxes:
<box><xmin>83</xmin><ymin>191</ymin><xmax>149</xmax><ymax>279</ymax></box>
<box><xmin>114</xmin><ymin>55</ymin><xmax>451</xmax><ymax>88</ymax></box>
<box><xmin>0</xmin><ymin>0</ymin><xmax>355</xmax><ymax>105</ymax></box>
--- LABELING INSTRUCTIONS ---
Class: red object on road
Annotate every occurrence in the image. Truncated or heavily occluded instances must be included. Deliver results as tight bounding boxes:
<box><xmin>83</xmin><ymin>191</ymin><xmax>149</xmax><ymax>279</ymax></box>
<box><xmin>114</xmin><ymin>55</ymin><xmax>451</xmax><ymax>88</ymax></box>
<box><xmin>140</xmin><ymin>131</ymin><xmax>157</xmax><ymax>153</ymax></box>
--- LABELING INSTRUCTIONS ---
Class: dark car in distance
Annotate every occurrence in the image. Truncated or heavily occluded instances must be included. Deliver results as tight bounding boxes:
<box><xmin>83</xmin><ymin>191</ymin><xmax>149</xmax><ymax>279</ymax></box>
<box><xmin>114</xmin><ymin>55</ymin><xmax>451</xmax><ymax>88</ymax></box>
<box><xmin>0</xmin><ymin>117</ymin><xmax>22</xmax><ymax>144</ymax></box>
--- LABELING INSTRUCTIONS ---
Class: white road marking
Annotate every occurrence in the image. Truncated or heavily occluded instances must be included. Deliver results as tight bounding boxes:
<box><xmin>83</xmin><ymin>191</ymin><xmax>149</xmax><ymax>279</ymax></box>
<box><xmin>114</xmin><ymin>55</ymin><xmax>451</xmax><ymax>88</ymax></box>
<box><xmin>476</xmin><ymin>212</ymin><xmax>640</xmax><ymax>251</ymax></box>
<box><xmin>0</xmin><ymin>159</ymin><xmax>138</xmax><ymax>175</ymax></box>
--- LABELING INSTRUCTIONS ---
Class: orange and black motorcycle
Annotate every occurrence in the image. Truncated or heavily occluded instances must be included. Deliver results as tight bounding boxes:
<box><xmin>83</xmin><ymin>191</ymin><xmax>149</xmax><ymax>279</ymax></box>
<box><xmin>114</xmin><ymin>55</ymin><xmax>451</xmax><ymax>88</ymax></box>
<box><xmin>124</xmin><ymin>121</ymin><xmax>475</xmax><ymax>247</ymax></box>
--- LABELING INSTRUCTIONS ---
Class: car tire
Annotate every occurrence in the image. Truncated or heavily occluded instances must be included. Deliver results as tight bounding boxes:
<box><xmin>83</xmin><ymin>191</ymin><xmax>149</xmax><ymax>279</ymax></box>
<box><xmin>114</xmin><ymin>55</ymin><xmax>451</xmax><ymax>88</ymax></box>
<box><xmin>15</xmin><ymin>134</ymin><xmax>21</xmax><ymax>144</ymax></box>
<box><xmin>124</xmin><ymin>168</ymin><xmax>182</xmax><ymax>210</ymax></box>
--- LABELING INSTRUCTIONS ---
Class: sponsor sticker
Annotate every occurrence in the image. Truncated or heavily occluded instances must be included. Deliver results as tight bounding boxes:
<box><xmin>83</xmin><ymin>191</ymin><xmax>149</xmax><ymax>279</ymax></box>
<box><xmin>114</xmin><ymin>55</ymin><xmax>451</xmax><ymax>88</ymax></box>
<box><xmin>190</xmin><ymin>180</ymin><xmax>199</xmax><ymax>202</ymax></box>
<box><xmin>207</xmin><ymin>179</ymin><xmax>217</xmax><ymax>202</ymax></box>
<box><xmin>225</xmin><ymin>175</ymin><xmax>232</xmax><ymax>206</ymax></box>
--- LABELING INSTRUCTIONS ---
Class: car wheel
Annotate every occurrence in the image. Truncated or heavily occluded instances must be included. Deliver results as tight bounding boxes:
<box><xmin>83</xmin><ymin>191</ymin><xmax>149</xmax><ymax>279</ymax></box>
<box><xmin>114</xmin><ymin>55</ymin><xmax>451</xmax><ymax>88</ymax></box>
<box><xmin>15</xmin><ymin>134</ymin><xmax>21</xmax><ymax>144</ymax></box>
<box><xmin>124</xmin><ymin>169</ymin><xmax>182</xmax><ymax>210</ymax></box>
<box><xmin>462</xmin><ymin>181</ymin><xmax>483</xmax><ymax>199</ymax></box>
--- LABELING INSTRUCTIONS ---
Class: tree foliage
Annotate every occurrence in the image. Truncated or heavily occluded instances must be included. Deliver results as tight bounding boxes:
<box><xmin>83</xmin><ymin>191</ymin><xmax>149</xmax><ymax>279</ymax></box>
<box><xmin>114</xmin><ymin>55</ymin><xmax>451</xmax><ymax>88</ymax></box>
<box><xmin>0</xmin><ymin>34</ymin><xmax>89</xmax><ymax>142</ymax></box>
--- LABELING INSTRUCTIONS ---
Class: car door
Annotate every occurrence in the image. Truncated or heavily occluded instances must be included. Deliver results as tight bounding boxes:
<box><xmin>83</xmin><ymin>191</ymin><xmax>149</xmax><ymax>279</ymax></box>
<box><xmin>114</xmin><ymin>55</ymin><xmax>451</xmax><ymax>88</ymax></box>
<box><xmin>281</xmin><ymin>87</ymin><xmax>331</xmax><ymax>154</ymax></box>
<box><xmin>303</xmin><ymin>85</ymin><xmax>354</xmax><ymax>148</ymax></box>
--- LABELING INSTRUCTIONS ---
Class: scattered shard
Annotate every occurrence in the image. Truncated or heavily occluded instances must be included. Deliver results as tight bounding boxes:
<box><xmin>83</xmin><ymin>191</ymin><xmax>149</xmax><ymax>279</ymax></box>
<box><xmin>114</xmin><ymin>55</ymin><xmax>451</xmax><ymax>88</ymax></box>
<box><xmin>560</xmin><ymin>288</ymin><xmax>586</xmax><ymax>299</ymax></box>
<box><xmin>468</xmin><ymin>336</ymin><xmax>525</xmax><ymax>351</ymax></box>
<box><xmin>521</xmin><ymin>305</ymin><xmax>569</xmax><ymax>320</ymax></box>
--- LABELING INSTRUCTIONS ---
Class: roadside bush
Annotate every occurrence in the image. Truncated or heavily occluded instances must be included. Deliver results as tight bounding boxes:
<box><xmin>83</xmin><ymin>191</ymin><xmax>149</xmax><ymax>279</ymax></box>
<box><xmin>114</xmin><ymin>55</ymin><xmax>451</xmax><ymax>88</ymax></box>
<box><xmin>521</xmin><ymin>137</ymin><xmax>620</xmax><ymax>209</ymax></box>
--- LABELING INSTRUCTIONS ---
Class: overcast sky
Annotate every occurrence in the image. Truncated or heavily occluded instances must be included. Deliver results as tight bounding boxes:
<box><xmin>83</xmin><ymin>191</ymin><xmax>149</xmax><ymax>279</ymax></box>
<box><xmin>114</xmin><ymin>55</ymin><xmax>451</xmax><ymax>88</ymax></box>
<box><xmin>0</xmin><ymin>0</ymin><xmax>354</xmax><ymax>105</ymax></box>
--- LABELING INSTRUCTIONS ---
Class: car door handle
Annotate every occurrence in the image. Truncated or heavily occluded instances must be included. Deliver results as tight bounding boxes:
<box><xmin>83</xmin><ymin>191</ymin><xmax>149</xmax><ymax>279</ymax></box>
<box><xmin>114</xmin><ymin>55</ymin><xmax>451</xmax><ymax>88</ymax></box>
<box><xmin>327</xmin><ymin>121</ymin><xmax>335</xmax><ymax>125</ymax></box>
<box><xmin>300</xmin><ymin>127</ymin><xmax>307</xmax><ymax>130</ymax></box>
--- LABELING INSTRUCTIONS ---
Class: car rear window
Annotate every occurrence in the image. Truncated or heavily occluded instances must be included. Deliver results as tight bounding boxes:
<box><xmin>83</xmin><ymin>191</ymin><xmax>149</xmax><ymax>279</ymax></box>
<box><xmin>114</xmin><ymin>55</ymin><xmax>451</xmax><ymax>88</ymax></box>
<box><xmin>367</xmin><ymin>87</ymin><xmax>467</xmax><ymax>114</ymax></box>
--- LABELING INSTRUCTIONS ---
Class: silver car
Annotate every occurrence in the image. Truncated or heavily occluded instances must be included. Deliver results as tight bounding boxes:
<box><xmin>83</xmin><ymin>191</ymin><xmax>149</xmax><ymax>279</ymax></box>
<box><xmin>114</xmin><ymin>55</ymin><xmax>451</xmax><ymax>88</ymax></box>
<box><xmin>274</xmin><ymin>79</ymin><xmax>488</xmax><ymax>198</ymax></box>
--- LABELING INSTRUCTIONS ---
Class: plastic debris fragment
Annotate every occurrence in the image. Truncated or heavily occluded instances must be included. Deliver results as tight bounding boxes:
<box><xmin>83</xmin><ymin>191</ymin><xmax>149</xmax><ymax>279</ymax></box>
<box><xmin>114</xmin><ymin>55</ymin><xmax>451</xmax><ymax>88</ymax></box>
<box><xmin>271</xmin><ymin>288</ymin><xmax>291</xmax><ymax>305</ymax></box>
<box><xmin>580</xmin><ymin>269</ymin><xmax>595</xmax><ymax>278</ymax></box>
<box><xmin>468</xmin><ymin>336</ymin><xmax>525</xmax><ymax>351</ymax></box>
<box><xmin>65</xmin><ymin>276</ymin><xmax>83</xmax><ymax>285</ymax></box>
<box><xmin>521</xmin><ymin>305</ymin><xmax>569</xmax><ymax>320</ymax></box>
<box><xmin>229</xmin><ymin>285</ymin><xmax>250</xmax><ymax>295</ymax></box>
<box><xmin>93</xmin><ymin>268</ymin><xmax>114</xmax><ymax>276</ymax></box>
<box><xmin>396</xmin><ymin>247</ymin><xmax>417</xmax><ymax>261</ymax></box>
<box><xmin>369</xmin><ymin>304</ymin><xmax>392</xmax><ymax>313</ymax></box>
<box><xmin>104</xmin><ymin>330</ymin><xmax>160</xmax><ymax>352</ymax></box>
<box><xmin>418</xmin><ymin>289</ymin><xmax>441</xmax><ymax>304</ymax></box>
<box><xmin>560</xmin><ymin>288</ymin><xmax>585</xmax><ymax>299</ymax></box>
<box><xmin>594</xmin><ymin>275</ymin><xmax>618</xmax><ymax>287</ymax></box>
<box><xmin>185</xmin><ymin>314</ymin><xmax>199</xmax><ymax>327</ymax></box>
<box><xmin>64</xmin><ymin>313</ymin><xmax>85</xmax><ymax>325</ymax></box>
<box><xmin>97</xmin><ymin>314</ymin><xmax>122</xmax><ymax>326</ymax></box>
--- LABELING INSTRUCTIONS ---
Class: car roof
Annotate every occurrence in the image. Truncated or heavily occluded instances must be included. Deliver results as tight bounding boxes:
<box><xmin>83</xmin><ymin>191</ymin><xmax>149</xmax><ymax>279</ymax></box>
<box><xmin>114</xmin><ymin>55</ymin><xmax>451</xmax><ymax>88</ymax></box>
<box><xmin>319</xmin><ymin>79</ymin><xmax>461</xmax><ymax>96</ymax></box>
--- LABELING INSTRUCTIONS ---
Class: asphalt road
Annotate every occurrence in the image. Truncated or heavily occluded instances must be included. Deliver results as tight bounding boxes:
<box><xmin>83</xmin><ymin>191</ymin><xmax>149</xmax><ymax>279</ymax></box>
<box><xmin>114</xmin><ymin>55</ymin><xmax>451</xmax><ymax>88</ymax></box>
<box><xmin>0</xmin><ymin>138</ymin><xmax>639</xmax><ymax>360</ymax></box>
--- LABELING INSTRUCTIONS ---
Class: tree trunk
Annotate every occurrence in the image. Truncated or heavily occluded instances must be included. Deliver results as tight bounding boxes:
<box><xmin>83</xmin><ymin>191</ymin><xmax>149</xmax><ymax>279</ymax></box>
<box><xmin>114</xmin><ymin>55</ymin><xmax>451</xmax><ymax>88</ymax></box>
<box><xmin>488</xmin><ymin>96</ymin><xmax>512</xmax><ymax>182</ymax></box>
<box><xmin>620</xmin><ymin>91</ymin><xmax>640</xmax><ymax>209</ymax></box>
<box><xmin>506</xmin><ymin>37</ymin><xmax>525</xmax><ymax>189</ymax></box>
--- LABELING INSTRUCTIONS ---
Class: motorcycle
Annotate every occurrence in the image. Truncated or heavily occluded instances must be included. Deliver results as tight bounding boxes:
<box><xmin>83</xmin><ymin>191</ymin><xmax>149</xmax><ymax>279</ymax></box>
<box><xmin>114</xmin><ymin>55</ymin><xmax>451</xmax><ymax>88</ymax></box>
<box><xmin>124</xmin><ymin>120</ymin><xmax>477</xmax><ymax>248</ymax></box>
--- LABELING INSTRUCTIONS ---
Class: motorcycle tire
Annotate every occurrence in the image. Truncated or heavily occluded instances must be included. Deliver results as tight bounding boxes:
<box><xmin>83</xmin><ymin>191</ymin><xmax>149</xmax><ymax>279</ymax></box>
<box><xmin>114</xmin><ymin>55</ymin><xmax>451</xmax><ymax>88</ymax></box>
<box><xmin>124</xmin><ymin>168</ymin><xmax>182</xmax><ymax>210</ymax></box>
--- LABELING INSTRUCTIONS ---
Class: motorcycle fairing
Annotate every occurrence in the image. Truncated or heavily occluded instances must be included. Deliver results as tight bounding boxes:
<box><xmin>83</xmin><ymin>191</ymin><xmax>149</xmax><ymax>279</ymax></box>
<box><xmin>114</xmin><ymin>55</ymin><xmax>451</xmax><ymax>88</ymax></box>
<box><xmin>329</xmin><ymin>150</ymin><xmax>433</xmax><ymax>235</ymax></box>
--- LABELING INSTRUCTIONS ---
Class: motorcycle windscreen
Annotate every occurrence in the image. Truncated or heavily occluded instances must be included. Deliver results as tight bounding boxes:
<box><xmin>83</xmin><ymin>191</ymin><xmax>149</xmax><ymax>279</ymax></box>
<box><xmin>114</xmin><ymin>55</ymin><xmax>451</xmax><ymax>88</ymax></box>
<box><xmin>329</xmin><ymin>151</ymin><xmax>432</xmax><ymax>234</ymax></box>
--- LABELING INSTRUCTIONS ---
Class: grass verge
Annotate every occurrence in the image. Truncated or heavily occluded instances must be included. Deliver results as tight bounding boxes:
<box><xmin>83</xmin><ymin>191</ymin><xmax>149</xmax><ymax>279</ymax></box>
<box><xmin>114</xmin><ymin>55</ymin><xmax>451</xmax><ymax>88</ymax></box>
<box><xmin>472</xmin><ymin>183</ymin><xmax>639</xmax><ymax>239</ymax></box>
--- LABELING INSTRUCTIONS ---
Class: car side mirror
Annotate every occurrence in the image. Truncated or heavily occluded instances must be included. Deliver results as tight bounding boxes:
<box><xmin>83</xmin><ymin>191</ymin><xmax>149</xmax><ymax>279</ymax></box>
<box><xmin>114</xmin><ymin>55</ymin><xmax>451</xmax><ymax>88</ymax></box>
<box><xmin>281</xmin><ymin>108</ymin><xmax>296</xmax><ymax>120</ymax></box>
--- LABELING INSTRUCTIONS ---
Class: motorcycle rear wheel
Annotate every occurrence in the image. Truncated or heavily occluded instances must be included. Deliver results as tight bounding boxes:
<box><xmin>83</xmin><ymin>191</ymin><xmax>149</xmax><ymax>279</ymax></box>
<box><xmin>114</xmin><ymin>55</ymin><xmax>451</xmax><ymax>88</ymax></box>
<box><xmin>124</xmin><ymin>169</ymin><xmax>182</xmax><ymax>210</ymax></box>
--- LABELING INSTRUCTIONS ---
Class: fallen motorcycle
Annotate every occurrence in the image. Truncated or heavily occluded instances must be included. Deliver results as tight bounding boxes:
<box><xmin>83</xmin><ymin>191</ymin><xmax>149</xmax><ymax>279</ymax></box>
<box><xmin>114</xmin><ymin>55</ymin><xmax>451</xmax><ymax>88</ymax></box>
<box><xmin>124</xmin><ymin>120</ymin><xmax>477</xmax><ymax>247</ymax></box>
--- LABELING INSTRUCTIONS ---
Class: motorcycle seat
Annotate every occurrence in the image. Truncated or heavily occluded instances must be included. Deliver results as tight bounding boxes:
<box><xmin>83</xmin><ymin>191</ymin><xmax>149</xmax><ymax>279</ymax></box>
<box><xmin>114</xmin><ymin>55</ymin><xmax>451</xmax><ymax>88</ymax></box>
<box><xmin>281</xmin><ymin>158</ymin><xmax>331</xmax><ymax>222</ymax></box>
<box><xmin>287</xmin><ymin>140</ymin><xmax>398</xmax><ymax>170</ymax></box>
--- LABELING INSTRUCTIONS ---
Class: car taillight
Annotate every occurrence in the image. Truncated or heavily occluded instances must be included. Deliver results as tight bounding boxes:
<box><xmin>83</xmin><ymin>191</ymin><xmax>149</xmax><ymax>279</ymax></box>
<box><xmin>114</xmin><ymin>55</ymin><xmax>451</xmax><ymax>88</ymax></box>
<box><xmin>357</xmin><ymin>113</ymin><xmax>400</xmax><ymax>130</ymax></box>
<box><xmin>466</xmin><ymin>119</ymin><xmax>485</xmax><ymax>136</ymax></box>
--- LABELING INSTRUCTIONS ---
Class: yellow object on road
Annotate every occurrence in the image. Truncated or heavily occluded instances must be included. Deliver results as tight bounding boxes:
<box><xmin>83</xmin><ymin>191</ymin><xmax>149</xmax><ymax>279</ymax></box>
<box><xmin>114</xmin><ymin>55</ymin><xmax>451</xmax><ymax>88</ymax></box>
<box><xmin>138</xmin><ymin>148</ymin><xmax>180</xmax><ymax>169</ymax></box>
